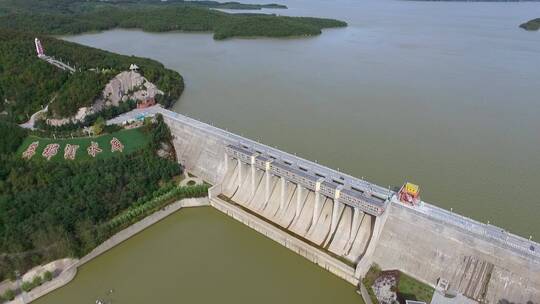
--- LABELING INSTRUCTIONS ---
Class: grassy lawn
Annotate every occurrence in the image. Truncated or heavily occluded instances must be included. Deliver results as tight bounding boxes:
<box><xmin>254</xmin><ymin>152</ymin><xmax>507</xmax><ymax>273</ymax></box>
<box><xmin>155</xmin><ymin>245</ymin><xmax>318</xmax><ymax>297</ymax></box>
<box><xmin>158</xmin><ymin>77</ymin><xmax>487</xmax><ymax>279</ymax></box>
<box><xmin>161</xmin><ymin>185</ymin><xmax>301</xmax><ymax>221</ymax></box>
<box><xmin>398</xmin><ymin>272</ymin><xmax>435</xmax><ymax>303</ymax></box>
<box><xmin>363</xmin><ymin>264</ymin><xmax>434</xmax><ymax>304</ymax></box>
<box><xmin>17</xmin><ymin>128</ymin><xmax>149</xmax><ymax>161</ymax></box>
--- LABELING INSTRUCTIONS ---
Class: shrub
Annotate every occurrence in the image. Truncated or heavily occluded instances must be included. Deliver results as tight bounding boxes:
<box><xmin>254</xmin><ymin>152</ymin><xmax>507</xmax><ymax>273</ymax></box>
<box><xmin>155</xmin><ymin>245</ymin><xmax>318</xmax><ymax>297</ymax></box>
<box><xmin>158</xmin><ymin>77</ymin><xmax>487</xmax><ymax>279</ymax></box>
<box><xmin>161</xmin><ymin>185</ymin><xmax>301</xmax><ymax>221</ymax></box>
<box><xmin>2</xmin><ymin>289</ymin><xmax>15</xmax><ymax>302</ymax></box>
<box><xmin>21</xmin><ymin>281</ymin><xmax>33</xmax><ymax>292</ymax></box>
<box><xmin>20</xmin><ymin>274</ymin><xmax>45</xmax><ymax>293</ymax></box>
<box><xmin>43</xmin><ymin>271</ymin><xmax>53</xmax><ymax>282</ymax></box>
<box><xmin>92</xmin><ymin>116</ymin><xmax>105</xmax><ymax>136</ymax></box>
<box><xmin>32</xmin><ymin>275</ymin><xmax>43</xmax><ymax>286</ymax></box>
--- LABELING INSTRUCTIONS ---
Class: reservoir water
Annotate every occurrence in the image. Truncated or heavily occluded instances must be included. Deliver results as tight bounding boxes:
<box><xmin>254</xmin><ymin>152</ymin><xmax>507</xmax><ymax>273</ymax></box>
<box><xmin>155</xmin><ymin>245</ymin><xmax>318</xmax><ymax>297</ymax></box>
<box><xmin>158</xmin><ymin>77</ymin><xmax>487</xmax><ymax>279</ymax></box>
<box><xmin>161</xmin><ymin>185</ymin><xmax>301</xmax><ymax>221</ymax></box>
<box><xmin>62</xmin><ymin>0</ymin><xmax>540</xmax><ymax>239</ymax></box>
<box><xmin>45</xmin><ymin>0</ymin><xmax>540</xmax><ymax>302</ymax></box>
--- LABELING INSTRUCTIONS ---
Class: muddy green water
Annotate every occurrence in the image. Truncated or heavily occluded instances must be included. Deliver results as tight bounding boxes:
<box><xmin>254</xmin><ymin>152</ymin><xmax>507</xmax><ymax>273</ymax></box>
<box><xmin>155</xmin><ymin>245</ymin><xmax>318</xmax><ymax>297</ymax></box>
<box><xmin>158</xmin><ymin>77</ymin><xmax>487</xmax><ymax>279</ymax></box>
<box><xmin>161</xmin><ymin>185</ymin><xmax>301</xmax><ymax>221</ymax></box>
<box><xmin>35</xmin><ymin>207</ymin><xmax>361</xmax><ymax>304</ymax></box>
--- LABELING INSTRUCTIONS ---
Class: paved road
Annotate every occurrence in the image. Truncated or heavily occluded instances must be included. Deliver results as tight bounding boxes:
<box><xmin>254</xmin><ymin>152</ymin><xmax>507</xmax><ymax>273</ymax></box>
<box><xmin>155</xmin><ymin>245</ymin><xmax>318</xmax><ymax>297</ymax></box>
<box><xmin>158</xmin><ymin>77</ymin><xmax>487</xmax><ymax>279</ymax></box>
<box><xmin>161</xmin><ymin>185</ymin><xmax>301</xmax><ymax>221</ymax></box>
<box><xmin>19</xmin><ymin>105</ymin><xmax>48</xmax><ymax>130</ymax></box>
<box><xmin>106</xmin><ymin>105</ymin><xmax>163</xmax><ymax>125</ymax></box>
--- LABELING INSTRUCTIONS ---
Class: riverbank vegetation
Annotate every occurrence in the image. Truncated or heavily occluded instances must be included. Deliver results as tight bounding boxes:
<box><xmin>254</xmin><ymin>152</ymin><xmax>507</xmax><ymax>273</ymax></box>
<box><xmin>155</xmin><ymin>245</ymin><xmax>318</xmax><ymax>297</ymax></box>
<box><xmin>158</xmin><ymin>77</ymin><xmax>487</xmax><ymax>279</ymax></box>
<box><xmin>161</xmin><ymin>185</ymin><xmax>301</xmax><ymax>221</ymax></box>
<box><xmin>0</xmin><ymin>115</ymin><xmax>198</xmax><ymax>282</ymax></box>
<box><xmin>0</xmin><ymin>28</ymin><xmax>183</xmax><ymax>123</ymax></box>
<box><xmin>0</xmin><ymin>0</ymin><xmax>346</xmax><ymax>40</ymax></box>
<box><xmin>21</xmin><ymin>271</ymin><xmax>53</xmax><ymax>293</ymax></box>
<box><xmin>104</xmin><ymin>184</ymin><xmax>209</xmax><ymax>233</ymax></box>
<box><xmin>520</xmin><ymin>18</ymin><xmax>540</xmax><ymax>31</ymax></box>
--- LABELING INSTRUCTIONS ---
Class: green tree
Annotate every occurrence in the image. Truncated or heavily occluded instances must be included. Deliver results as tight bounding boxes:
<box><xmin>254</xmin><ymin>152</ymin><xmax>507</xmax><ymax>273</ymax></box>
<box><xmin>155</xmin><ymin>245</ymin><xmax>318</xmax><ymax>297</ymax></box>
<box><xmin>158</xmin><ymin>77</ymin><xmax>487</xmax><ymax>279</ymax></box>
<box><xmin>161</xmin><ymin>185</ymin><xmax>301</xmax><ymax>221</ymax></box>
<box><xmin>91</xmin><ymin>116</ymin><xmax>105</xmax><ymax>136</ymax></box>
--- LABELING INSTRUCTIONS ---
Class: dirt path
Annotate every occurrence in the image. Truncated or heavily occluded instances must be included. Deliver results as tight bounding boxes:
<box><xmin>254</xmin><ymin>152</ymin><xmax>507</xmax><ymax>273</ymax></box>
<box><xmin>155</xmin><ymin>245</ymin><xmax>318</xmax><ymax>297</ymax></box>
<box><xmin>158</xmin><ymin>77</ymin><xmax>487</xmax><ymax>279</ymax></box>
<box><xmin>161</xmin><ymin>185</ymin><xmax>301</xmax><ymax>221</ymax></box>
<box><xmin>20</xmin><ymin>105</ymin><xmax>48</xmax><ymax>130</ymax></box>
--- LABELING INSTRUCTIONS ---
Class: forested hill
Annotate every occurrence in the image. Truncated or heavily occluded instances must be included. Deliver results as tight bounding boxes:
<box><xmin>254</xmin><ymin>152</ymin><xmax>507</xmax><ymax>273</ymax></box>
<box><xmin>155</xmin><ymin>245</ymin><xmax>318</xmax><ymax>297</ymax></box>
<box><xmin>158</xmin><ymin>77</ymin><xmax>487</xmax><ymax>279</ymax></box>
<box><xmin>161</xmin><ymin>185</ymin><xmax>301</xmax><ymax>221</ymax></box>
<box><xmin>0</xmin><ymin>115</ymin><xmax>205</xmax><ymax>283</ymax></box>
<box><xmin>0</xmin><ymin>28</ymin><xmax>184</xmax><ymax>122</ymax></box>
<box><xmin>520</xmin><ymin>18</ymin><xmax>540</xmax><ymax>31</ymax></box>
<box><xmin>0</xmin><ymin>1</ymin><xmax>346</xmax><ymax>122</ymax></box>
<box><xmin>0</xmin><ymin>0</ymin><xmax>287</xmax><ymax>14</ymax></box>
<box><xmin>0</xmin><ymin>0</ymin><xmax>346</xmax><ymax>39</ymax></box>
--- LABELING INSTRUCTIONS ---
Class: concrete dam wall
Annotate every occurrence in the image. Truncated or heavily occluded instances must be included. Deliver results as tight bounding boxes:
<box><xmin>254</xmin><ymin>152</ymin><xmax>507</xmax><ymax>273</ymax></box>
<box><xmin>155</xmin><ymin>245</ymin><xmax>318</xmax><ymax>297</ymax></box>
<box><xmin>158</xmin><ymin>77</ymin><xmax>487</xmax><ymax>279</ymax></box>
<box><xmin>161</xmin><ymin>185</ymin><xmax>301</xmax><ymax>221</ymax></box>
<box><xmin>220</xmin><ymin>161</ymin><xmax>374</xmax><ymax>266</ymax></box>
<box><xmin>371</xmin><ymin>203</ymin><xmax>540</xmax><ymax>303</ymax></box>
<box><xmin>159</xmin><ymin>108</ymin><xmax>540</xmax><ymax>303</ymax></box>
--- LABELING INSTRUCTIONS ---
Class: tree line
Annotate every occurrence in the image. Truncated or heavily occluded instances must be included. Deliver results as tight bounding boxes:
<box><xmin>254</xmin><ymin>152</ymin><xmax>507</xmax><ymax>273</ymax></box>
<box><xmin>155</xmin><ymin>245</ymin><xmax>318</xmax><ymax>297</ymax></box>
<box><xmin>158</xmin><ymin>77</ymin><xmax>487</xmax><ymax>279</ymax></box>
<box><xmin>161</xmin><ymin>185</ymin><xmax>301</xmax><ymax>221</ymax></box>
<box><xmin>0</xmin><ymin>0</ymin><xmax>347</xmax><ymax>40</ymax></box>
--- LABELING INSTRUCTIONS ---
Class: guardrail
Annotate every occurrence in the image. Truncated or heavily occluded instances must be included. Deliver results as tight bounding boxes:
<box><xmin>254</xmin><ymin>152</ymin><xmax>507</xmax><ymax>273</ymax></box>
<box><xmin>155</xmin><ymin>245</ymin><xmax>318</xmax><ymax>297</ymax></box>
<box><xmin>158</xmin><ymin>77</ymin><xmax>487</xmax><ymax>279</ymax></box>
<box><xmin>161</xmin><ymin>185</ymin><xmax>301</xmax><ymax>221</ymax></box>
<box><xmin>40</xmin><ymin>56</ymin><xmax>75</xmax><ymax>73</ymax></box>
<box><xmin>159</xmin><ymin>108</ymin><xmax>393</xmax><ymax>200</ymax></box>
<box><xmin>394</xmin><ymin>197</ymin><xmax>540</xmax><ymax>260</ymax></box>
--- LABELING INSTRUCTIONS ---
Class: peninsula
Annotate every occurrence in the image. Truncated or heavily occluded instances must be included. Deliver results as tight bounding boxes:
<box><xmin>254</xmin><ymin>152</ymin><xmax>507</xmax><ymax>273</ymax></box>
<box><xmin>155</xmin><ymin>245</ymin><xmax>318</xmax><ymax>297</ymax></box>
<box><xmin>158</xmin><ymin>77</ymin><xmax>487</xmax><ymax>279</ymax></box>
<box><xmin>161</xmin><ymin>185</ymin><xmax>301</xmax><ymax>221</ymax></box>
<box><xmin>520</xmin><ymin>18</ymin><xmax>540</xmax><ymax>31</ymax></box>
<box><xmin>0</xmin><ymin>0</ymin><xmax>347</xmax><ymax>125</ymax></box>
<box><xmin>0</xmin><ymin>0</ymin><xmax>347</xmax><ymax>40</ymax></box>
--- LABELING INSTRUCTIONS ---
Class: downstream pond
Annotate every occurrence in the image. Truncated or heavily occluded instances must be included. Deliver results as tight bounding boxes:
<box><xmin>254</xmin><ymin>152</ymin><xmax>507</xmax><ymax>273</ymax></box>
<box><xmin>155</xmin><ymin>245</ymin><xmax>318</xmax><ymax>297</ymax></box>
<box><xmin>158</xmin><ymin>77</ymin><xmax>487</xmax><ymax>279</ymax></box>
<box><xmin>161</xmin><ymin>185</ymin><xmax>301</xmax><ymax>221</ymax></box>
<box><xmin>34</xmin><ymin>207</ymin><xmax>361</xmax><ymax>303</ymax></box>
<box><xmin>40</xmin><ymin>0</ymin><xmax>540</xmax><ymax>301</ymax></box>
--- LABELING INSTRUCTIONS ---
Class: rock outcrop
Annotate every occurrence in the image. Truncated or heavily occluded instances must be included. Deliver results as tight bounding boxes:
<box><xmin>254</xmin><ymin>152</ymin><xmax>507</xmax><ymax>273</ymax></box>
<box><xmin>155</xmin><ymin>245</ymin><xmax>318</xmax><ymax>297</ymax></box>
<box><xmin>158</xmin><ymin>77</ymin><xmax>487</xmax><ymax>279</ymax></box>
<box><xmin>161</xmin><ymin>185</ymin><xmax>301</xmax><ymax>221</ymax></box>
<box><xmin>101</xmin><ymin>70</ymin><xmax>163</xmax><ymax>107</ymax></box>
<box><xmin>45</xmin><ymin>70</ymin><xmax>163</xmax><ymax>127</ymax></box>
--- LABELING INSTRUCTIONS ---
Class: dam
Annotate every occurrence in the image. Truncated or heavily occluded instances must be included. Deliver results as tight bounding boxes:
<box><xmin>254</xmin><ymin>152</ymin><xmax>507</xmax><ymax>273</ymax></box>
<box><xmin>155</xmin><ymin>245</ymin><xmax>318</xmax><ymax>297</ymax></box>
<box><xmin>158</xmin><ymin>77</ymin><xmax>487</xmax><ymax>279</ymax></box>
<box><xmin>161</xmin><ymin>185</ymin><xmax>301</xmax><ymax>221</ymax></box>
<box><xmin>142</xmin><ymin>106</ymin><xmax>539</xmax><ymax>303</ymax></box>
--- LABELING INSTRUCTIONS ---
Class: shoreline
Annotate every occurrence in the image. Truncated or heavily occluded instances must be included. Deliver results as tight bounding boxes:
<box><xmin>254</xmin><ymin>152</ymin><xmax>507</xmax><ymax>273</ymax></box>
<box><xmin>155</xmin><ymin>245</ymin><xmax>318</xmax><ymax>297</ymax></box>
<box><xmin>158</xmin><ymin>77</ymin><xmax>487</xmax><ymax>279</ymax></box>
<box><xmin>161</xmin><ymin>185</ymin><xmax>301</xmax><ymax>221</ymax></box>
<box><xmin>8</xmin><ymin>198</ymin><xmax>209</xmax><ymax>304</ymax></box>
